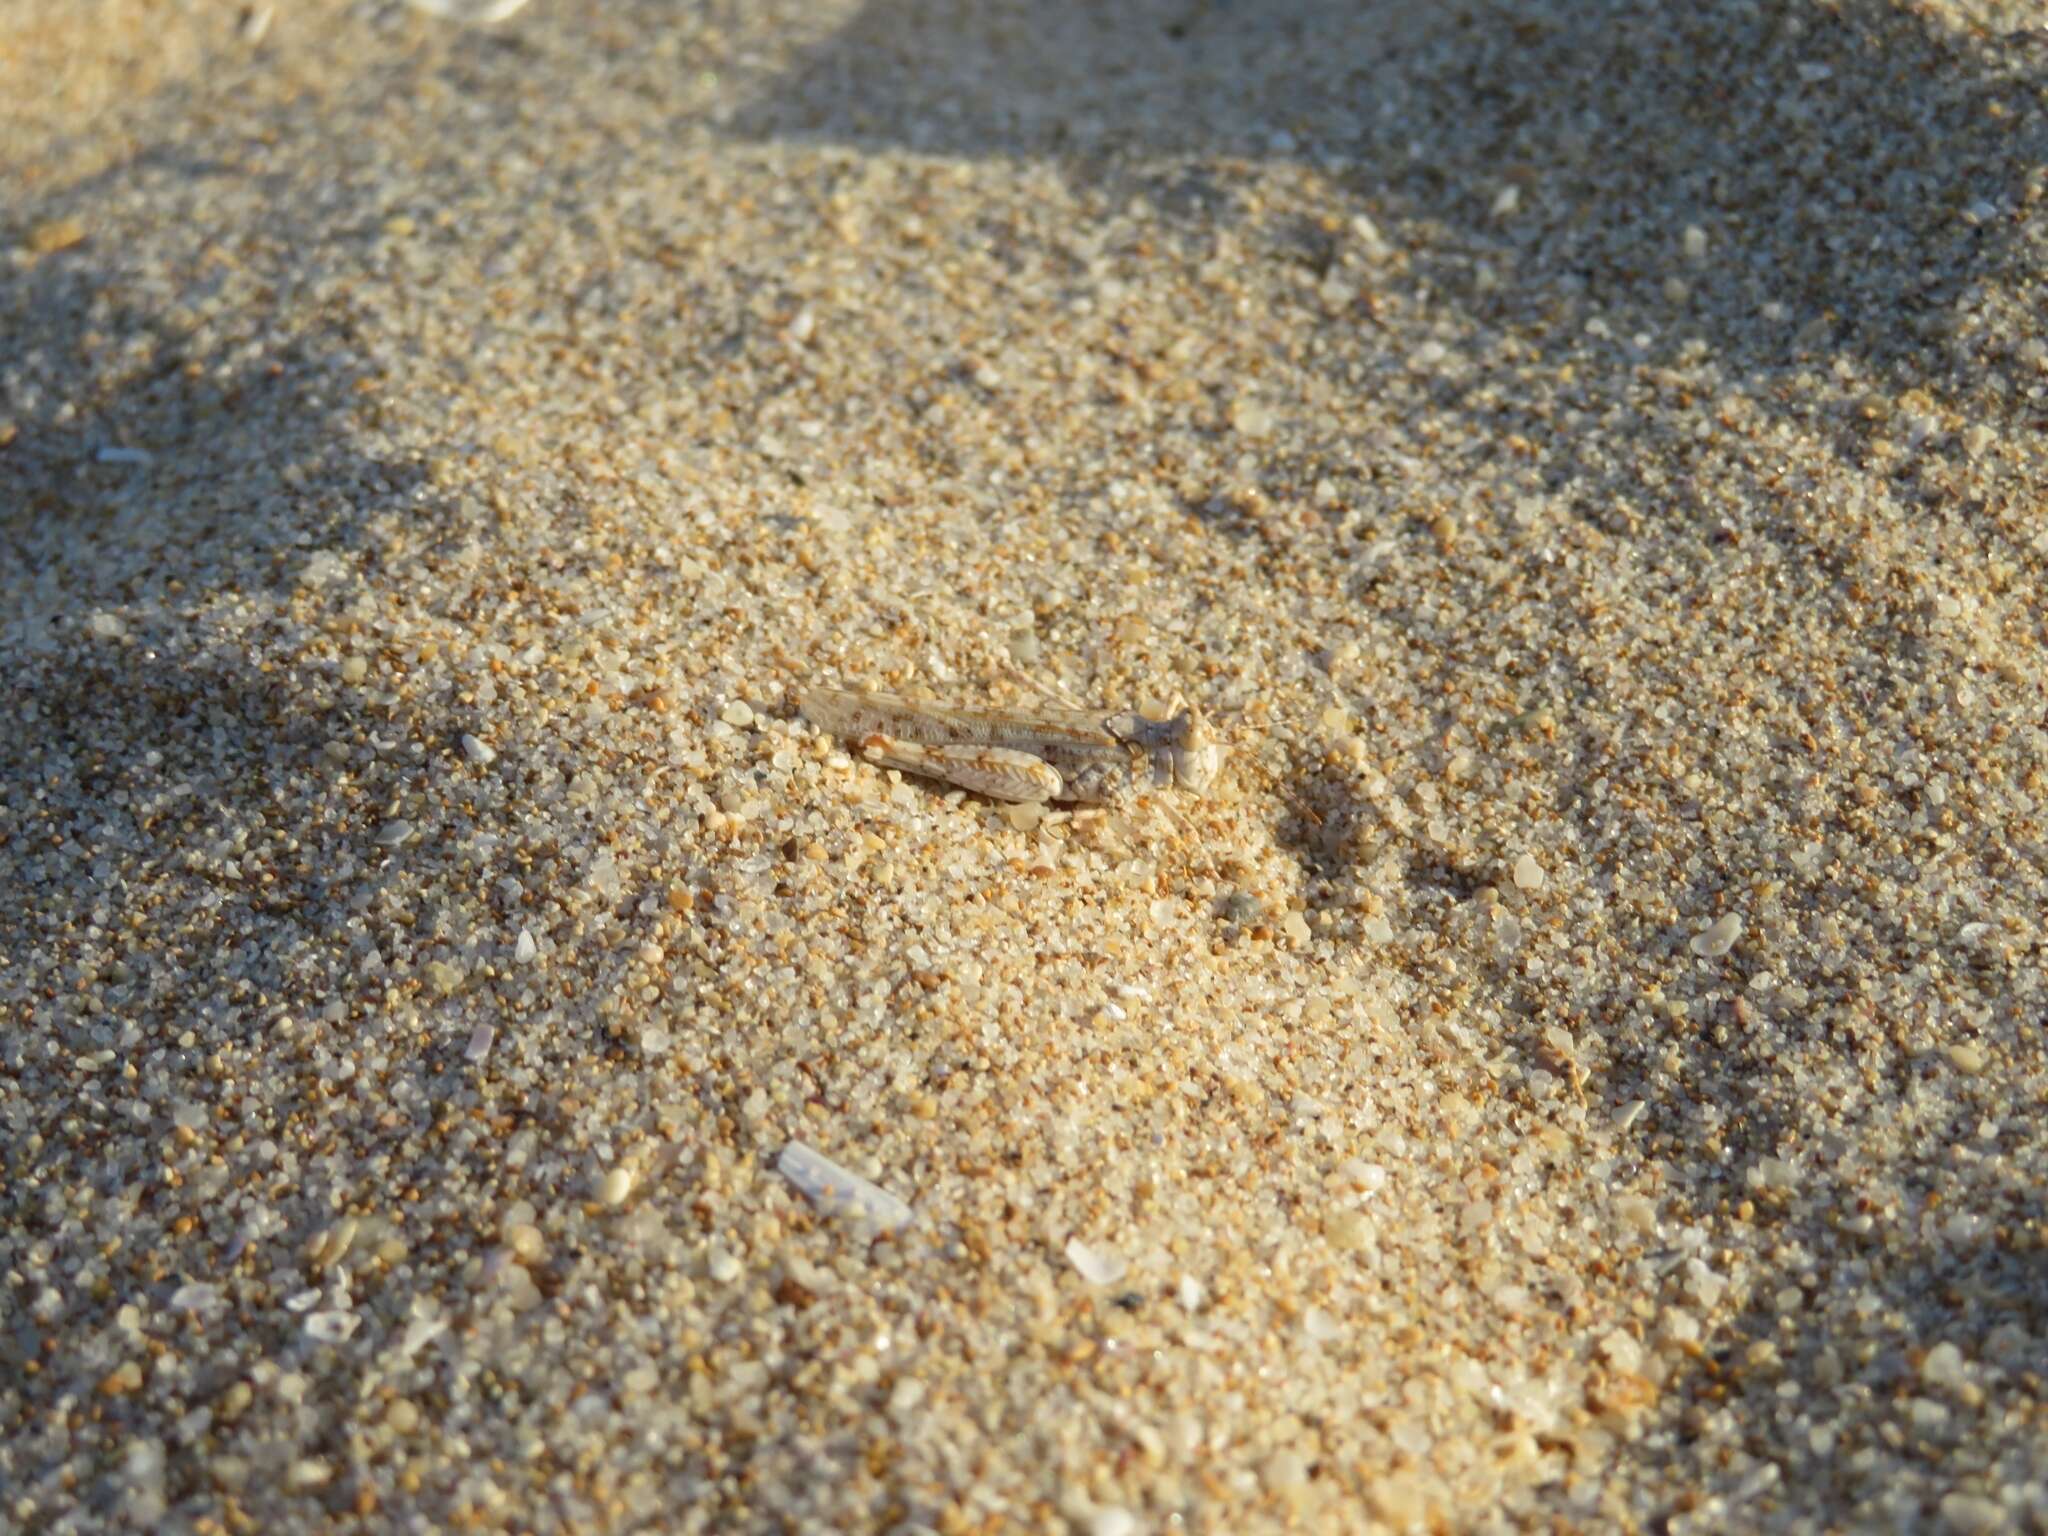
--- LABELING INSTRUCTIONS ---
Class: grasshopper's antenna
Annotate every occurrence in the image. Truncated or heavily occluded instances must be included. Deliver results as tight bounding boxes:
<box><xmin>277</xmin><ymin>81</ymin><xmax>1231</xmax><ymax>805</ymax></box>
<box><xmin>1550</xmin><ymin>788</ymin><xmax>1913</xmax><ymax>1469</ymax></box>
<box><xmin>999</xmin><ymin>661</ymin><xmax>1086</xmax><ymax>711</ymax></box>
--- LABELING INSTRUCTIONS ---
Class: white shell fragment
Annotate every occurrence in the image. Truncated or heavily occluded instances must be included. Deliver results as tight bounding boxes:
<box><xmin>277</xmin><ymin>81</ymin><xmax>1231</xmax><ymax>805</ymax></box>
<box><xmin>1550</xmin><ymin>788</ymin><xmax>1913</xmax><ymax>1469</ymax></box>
<box><xmin>1064</xmin><ymin>1237</ymin><xmax>1128</xmax><ymax>1287</ymax></box>
<box><xmin>776</xmin><ymin>1141</ymin><xmax>913</xmax><ymax>1232</ymax></box>
<box><xmin>168</xmin><ymin>1282</ymin><xmax>224</xmax><ymax>1314</ymax></box>
<box><xmin>304</xmin><ymin>1310</ymin><xmax>361</xmax><ymax>1344</ymax></box>
<box><xmin>1689</xmin><ymin>912</ymin><xmax>1744</xmax><ymax>958</ymax></box>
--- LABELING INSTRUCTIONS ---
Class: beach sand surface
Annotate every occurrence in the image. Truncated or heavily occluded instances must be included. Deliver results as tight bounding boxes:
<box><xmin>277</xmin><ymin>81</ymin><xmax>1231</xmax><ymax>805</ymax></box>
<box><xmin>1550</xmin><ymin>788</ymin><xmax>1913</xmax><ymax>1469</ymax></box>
<box><xmin>4</xmin><ymin>1</ymin><xmax>2046</xmax><ymax>1530</ymax></box>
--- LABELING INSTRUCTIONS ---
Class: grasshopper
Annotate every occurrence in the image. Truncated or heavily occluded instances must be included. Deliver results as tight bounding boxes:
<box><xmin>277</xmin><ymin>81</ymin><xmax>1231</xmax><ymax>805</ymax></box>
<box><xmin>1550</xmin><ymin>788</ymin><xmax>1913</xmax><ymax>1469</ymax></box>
<box><xmin>799</xmin><ymin>677</ymin><xmax>1223</xmax><ymax>805</ymax></box>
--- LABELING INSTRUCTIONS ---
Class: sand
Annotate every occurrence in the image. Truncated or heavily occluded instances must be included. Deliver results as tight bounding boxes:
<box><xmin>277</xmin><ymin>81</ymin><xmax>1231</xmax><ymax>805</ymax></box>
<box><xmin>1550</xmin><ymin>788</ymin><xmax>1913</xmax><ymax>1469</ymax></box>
<box><xmin>4</xmin><ymin>1</ymin><xmax>2047</xmax><ymax>1531</ymax></box>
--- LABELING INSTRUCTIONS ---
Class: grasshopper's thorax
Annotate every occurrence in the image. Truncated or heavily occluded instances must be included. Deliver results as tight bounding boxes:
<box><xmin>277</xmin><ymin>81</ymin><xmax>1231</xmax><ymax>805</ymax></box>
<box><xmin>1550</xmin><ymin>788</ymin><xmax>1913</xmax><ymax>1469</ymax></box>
<box><xmin>1106</xmin><ymin>700</ymin><xmax>1223</xmax><ymax>797</ymax></box>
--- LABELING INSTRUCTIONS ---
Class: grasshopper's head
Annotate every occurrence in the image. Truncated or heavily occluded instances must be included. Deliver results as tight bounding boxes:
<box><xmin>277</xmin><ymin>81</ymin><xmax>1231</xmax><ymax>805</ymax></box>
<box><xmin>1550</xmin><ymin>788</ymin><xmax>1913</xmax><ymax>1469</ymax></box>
<box><xmin>1161</xmin><ymin>698</ymin><xmax>1224</xmax><ymax>796</ymax></box>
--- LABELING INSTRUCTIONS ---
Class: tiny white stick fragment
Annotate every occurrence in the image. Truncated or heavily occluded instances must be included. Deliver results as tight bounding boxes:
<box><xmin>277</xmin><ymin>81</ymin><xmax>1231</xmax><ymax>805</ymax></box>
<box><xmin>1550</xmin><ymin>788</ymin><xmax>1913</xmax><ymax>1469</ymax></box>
<box><xmin>405</xmin><ymin>0</ymin><xmax>533</xmax><ymax>22</ymax></box>
<box><xmin>777</xmin><ymin>1141</ymin><xmax>913</xmax><ymax>1232</ymax></box>
<box><xmin>800</xmin><ymin>678</ymin><xmax>1224</xmax><ymax>804</ymax></box>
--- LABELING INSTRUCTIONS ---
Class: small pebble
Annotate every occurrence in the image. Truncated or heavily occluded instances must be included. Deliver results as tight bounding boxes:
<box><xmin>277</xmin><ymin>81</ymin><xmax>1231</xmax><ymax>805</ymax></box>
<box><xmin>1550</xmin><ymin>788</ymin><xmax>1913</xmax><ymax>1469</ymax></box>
<box><xmin>1326</xmin><ymin>1209</ymin><xmax>1370</xmax><ymax>1252</ymax></box>
<box><xmin>622</xmin><ymin>1364</ymin><xmax>660</xmax><ymax>1396</ymax></box>
<box><xmin>1065</xmin><ymin>1238</ymin><xmax>1127</xmax><ymax>1287</ymax></box>
<box><xmin>25</xmin><ymin>216</ymin><xmax>88</xmax><ymax>255</ymax></box>
<box><xmin>1263</xmin><ymin>1447</ymin><xmax>1309</xmax><ymax>1494</ymax></box>
<box><xmin>1921</xmin><ymin>1342</ymin><xmax>1968</xmax><ymax>1390</ymax></box>
<box><xmin>1937</xmin><ymin>1492</ymin><xmax>2009</xmax><ymax>1535</ymax></box>
<box><xmin>304</xmin><ymin>1311</ymin><xmax>360</xmax><ymax>1343</ymax></box>
<box><xmin>1229</xmin><ymin>400</ymin><xmax>1276</xmax><ymax>438</ymax></box>
<box><xmin>1690</xmin><ymin>912</ymin><xmax>1743</xmax><ymax>958</ymax></box>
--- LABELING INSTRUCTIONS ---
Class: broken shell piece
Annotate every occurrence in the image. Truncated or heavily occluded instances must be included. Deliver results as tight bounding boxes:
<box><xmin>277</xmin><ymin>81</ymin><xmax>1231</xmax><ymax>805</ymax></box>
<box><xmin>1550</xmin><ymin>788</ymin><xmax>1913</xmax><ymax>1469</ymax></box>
<box><xmin>777</xmin><ymin>1141</ymin><xmax>913</xmax><ymax>1232</ymax></box>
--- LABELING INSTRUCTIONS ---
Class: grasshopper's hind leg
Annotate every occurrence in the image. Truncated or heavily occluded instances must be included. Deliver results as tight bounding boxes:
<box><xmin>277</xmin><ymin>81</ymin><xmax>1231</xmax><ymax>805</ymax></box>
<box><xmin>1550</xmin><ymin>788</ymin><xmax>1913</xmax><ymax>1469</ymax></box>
<box><xmin>859</xmin><ymin>734</ymin><xmax>1064</xmax><ymax>803</ymax></box>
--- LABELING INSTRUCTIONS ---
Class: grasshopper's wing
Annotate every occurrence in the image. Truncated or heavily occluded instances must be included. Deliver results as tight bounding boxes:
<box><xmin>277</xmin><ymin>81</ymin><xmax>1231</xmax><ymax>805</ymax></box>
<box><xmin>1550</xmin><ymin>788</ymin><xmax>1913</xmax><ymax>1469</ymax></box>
<box><xmin>858</xmin><ymin>735</ymin><xmax>1064</xmax><ymax>803</ymax></box>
